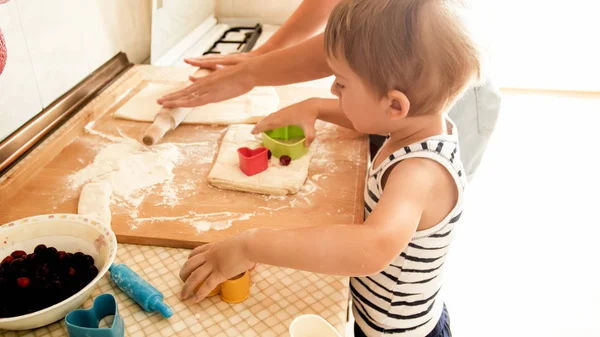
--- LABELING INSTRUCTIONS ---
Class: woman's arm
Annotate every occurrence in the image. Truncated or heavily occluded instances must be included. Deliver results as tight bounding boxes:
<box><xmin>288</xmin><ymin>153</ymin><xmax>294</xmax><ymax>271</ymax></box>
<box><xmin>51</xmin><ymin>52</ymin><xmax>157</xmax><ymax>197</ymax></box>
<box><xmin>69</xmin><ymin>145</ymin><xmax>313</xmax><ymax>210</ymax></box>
<box><xmin>184</xmin><ymin>0</ymin><xmax>340</xmax><ymax>69</ymax></box>
<box><xmin>252</xmin><ymin>0</ymin><xmax>340</xmax><ymax>55</ymax></box>
<box><xmin>158</xmin><ymin>34</ymin><xmax>332</xmax><ymax>108</ymax></box>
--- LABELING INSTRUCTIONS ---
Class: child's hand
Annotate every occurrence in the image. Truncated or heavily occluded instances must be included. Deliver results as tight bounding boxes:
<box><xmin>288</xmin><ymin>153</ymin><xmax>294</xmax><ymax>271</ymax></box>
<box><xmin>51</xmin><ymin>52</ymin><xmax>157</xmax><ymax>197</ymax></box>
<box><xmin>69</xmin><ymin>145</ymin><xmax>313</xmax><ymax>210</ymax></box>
<box><xmin>179</xmin><ymin>233</ymin><xmax>255</xmax><ymax>303</ymax></box>
<box><xmin>251</xmin><ymin>98</ymin><xmax>320</xmax><ymax>146</ymax></box>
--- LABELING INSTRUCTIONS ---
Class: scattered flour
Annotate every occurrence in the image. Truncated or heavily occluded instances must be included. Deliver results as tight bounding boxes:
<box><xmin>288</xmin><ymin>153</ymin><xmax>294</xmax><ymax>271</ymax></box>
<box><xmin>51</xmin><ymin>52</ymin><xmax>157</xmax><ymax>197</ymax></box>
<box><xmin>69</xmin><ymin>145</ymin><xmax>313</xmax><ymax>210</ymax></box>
<box><xmin>68</xmin><ymin>140</ymin><xmax>181</xmax><ymax>208</ymax></box>
<box><xmin>132</xmin><ymin>212</ymin><xmax>253</xmax><ymax>233</ymax></box>
<box><xmin>311</xmin><ymin>173</ymin><xmax>327</xmax><ymax>181</ymax></box>
<box><xmin>157</xmin><ymin>181</ymin><xmax>181</xmax><ymax>207</ymax></box>
<box><xmin>298</xmin><ymin>178</ymin><xmax>319</xmax><ymax>196</ymax></box>
<box><xmin>69</xmin><ymin>127</ymin><xmax>218</xmax><ymax>212</ymax></box>
<box><xmin>84</xmin><ymin>121</ymin><xmax>126</xmax><ymax>143</ymax></box>
<box><xmin>67</xmin><ymin>122</ymin><xmax>355</xmax><ymax>233</ymax></box>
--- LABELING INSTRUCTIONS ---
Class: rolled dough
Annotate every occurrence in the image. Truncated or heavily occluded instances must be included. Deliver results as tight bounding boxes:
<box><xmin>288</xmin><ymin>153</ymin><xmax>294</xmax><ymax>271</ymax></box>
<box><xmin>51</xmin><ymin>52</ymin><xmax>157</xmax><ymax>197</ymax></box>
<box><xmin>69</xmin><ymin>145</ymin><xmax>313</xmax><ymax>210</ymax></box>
<box><xmin>208</xmin><ymin>125</ymin><xmax>314</xmax><ymax>196</ymax></box>
<box><xmin>114</xmin><ymin>83</ymin><xmax>279</xmax><ymax>125</ymax></box>
<box><xmin>78</xmin><ymin>182</ymin><xmax>113</xmax><ymax>225</ymax></box>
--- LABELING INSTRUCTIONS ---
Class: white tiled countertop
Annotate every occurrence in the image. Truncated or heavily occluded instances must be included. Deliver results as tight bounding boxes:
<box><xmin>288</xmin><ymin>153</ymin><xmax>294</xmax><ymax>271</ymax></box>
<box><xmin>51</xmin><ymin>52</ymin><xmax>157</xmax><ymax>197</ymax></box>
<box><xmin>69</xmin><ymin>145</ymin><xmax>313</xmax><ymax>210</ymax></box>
<box><xmin>2</xmin><ymin>243</ymin><xmax>350</xmax><ymax>337</ymax></box>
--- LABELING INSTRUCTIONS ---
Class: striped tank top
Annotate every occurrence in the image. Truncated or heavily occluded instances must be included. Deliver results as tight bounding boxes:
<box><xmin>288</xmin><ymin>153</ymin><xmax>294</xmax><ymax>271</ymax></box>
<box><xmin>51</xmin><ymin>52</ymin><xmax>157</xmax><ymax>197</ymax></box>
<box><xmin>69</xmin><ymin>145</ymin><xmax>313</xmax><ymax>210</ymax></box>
<box><xmin>352</xmin><ymin>129</ymin><xmax>466</xmax><ymax>337</ymax></box>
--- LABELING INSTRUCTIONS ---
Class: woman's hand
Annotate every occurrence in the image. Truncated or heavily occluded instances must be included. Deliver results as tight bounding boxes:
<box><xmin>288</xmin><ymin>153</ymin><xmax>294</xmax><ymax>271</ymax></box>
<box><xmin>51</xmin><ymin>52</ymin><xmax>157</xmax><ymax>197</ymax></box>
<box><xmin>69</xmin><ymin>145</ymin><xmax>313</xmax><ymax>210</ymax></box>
<box><xmin>179</xmin><ymin>233</ymin><xmax>255</xmax><ymax>303</ymax></box>
<box><xmin>157</xmin><ymin>62</ymin><xmax>256</xmax><ymax>109</ymax></box>
<box><xmin>183</xmin><ymin>51</ymin><xmax>258</xmax><ymax>71</ymax></box>
<box><xmin>251</xmin><ymin>98</ymin><xmax>320</xmax><ymax>147</ymax></box>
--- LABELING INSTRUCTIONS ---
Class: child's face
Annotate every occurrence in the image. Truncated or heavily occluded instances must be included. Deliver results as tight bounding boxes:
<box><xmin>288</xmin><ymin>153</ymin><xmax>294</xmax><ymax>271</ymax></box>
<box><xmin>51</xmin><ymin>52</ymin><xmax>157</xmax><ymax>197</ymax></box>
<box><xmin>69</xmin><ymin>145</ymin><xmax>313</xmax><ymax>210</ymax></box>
<box><xmin>327</xmin><ymin>56</ymin><xmax>393</xmax><ymax>134</ymax></box>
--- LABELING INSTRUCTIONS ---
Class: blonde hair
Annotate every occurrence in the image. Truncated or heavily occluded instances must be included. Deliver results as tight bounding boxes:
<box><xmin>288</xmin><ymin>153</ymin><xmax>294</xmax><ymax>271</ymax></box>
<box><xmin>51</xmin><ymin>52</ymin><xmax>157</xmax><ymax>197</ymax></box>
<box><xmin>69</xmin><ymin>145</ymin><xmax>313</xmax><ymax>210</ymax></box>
<box><xmin>324</xmin><ymin>0</ymin><xmax>480</xmax><ymax>116</ymax></box>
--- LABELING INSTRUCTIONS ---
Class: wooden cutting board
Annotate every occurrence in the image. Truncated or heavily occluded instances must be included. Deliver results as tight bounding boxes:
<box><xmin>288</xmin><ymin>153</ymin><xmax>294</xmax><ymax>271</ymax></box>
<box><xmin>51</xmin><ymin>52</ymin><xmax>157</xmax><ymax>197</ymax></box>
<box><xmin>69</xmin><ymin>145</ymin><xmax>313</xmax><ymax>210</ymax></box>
<box><xmin>0</xmin><ymin>65</ymin><xmax>368</xmax><ymax>249</ymax></box>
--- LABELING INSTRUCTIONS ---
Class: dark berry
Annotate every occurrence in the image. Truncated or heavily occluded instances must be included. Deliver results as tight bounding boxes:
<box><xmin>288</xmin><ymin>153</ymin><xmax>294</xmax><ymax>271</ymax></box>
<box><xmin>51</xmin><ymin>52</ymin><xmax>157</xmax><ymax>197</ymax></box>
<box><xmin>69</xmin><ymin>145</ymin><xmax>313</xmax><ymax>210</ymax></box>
<box><xmin>87</xmin><ymin>265</ymin><xmax>99</xmax><ymax>281</ymax></box>
<box><xmin>25</xmin><ymin>253</ymin><xmax>36</xmax><ymax>262</ymax></box>
<box><xmin>279</xmin><ymin>155</ymin><xmax>292</xmax><ymax>166</ymax></box>
<box><xmin>47</xmin><ymin>247</ymin><xmax>58</xmax><ymax>257</ymax></box>
<box><xmin>10</xmin><ymin>258</ymin><xmax>24</xmax><ymax>271</ymax></box>
<box><xmin>58</xmin><ymin>252</ymin><xmax>71</xmax><ymax>267</ymax></box>
<box><xmin>11</xmin><ymin>250</ymin><xmax>27</xmax><ymax>259</ymax></box>
<box><xmin>52</xmin><ymin>280</ymin><xmax>62</xmax><ymax>289</ymax></box>
<box><xmin>16</xmin><ymin>277</ymin><xmax>30</xmax><ymax>289</ymax></box>
<box><xmin>73</xmin><ymin>252</ymin><xmax>85</xmax><ymax>262</ymax></box>
<box><xmin>34</xmin><ymin>244</ymin><xmax>47</xmax><ymax>255</ymax></box>
<box><xmin>32</xmin><ymin>275</ymin><xmax>45</xmax><ymax>288</ymax></box>
<box><xmin>57</xmin><ymin>251</ymin><xmax>68</xmax><ymax>260</ymax></box>
<box><xmin>83</xmin><ymin>255</ymin><xmax>94</xmax><ymax>266</ymax></box>
<box><xmin>1</xmin><ymin>255</ymin><xmax>14</xmax><ymax>266</ymax></box>
<box><xmin>36</xmin><ymin>264</ymin><xmax>50</xmax><ymax>277</ymax></box>
<box><xmin>68</xmin><ymin>267</ymin><xmax>76</xmax><ymax>277</ymax></box>
<box><xmin>267</xmin><ymin>150</ymin><xmax>272</xmax><ymax>160</ymax></box>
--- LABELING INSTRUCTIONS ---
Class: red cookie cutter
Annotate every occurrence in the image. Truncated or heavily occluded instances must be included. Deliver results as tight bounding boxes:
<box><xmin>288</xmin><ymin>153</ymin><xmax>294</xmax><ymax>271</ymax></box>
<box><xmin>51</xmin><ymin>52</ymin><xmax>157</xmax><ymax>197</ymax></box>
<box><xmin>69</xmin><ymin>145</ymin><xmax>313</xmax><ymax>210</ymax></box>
<box><xmin>237</xmin><ymin>147</ymin><xmax>268</xmax><ymax>176</ymax></box>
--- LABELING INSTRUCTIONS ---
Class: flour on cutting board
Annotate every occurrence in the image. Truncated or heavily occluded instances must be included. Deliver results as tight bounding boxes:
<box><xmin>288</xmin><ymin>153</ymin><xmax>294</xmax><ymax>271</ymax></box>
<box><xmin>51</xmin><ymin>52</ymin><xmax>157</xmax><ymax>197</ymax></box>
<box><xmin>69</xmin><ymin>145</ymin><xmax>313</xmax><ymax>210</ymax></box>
<box><xmin>68</xmin><ymin>140</ymin><xmax>181</xmax><ymax>207</ymax></box>
<box><xmin>63</xmin><ymin>121</ymin><xmax>353</xmax><ymax>231</ymax></box>
<box><xmin>132</xmin><ymin>212</ymin><xmax>253</xmax><ymax>233</ymax></box>
<box><xmin>66</xmin><ymin>127</ymin><xmax>219</xmax><ymax>220</ymax></box>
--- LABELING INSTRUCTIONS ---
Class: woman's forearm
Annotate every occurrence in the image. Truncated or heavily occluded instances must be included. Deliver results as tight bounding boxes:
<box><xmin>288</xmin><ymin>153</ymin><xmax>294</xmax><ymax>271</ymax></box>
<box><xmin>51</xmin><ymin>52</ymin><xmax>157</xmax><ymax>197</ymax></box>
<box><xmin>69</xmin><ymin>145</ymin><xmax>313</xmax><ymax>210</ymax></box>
<box><xmin>248</xmin><ymin>33</ymin><xmax>332</xmax><ymax>86</ymax></box>
<box><xmin>253</xmin><ymin>0</ymin><xmax>340</xmax><ymax>55</ymax></box>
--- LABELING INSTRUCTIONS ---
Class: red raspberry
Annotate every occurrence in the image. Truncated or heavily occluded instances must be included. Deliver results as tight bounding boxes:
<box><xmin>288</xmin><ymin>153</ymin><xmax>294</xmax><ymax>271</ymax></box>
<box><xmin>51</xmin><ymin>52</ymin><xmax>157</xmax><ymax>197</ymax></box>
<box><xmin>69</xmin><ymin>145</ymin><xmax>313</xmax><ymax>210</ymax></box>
<box><xmin>17</xmin><ymin>277</ymin><xmax>30</xmax><ymax>289</ymax></box>
<box><xmin>11</xmin><ymin>250</ymin><xmax>27</xmax><ymax>259</ymax></box>
<box><xmin>279</xmin><ymin>155</ymin><xmax>291</xmax><ymax>166</ymax></box>
<box><xmin>1</xmin><ymin>255</ymin><xmax>13</xmax><ymax>266</ymax></box>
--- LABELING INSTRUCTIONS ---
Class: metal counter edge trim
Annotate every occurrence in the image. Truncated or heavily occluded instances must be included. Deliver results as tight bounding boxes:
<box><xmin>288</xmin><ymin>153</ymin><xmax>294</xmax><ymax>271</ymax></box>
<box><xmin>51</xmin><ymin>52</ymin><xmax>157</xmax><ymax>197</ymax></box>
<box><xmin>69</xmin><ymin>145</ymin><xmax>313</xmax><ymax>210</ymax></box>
<box><xmin>0</xmin><ymin>53</ymin><xmax>132</xmax><ymax>175</ymax></box>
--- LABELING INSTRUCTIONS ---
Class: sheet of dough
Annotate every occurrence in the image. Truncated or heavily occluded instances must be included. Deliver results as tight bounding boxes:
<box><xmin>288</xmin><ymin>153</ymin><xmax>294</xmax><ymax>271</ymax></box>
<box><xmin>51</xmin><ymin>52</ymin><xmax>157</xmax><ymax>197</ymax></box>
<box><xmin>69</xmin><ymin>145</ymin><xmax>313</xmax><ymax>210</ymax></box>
<box><xmin>114</xmin><ymin>83</ymin><xmax>279</xmax><ymax>125</ymax></box>
<box><xmin>78</xmin><ymin>182</ymin><xmax>113</xmax><ymax>225</ymax></box>
<box><xmin>208</xmin><ymin>124</ymin><xmax>314</xmax><ymax>196</ymax></box>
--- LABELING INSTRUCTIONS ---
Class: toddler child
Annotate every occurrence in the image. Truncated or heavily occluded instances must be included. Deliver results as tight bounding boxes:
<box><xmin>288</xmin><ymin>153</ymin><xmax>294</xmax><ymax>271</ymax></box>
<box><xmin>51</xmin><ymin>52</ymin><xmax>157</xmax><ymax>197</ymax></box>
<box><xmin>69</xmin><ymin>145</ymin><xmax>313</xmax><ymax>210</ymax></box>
<box><xmin>179</xmin><ymin>0</ymin><xmax>480</xmax><ymax>335</ymax></box>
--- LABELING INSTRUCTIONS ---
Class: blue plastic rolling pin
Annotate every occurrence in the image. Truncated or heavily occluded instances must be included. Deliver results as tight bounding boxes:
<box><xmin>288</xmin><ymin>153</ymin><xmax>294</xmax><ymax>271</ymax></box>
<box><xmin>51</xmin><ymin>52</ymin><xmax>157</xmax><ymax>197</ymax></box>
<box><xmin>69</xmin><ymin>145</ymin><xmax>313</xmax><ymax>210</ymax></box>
<box><xmin>108</xmin><ymin>264</ymin><xmax>173</xmax><ymax>318</ymax></box>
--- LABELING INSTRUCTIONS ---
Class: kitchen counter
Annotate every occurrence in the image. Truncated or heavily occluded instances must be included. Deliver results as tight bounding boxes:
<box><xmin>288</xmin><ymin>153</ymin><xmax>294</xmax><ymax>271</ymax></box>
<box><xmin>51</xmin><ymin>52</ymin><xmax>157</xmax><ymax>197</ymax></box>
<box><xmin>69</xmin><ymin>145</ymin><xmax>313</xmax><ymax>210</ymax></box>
<box><xmin>0</xmin><ymin>65</ymin><xmax>368</xmax><ymax>249</ymax></box>
<box><xmin>0</xmin><ymin>65</ymin><xmax>362</xmax><ymax>336</ymax></box>
<box><xmin>2</xmin><ymin>243</ymin><xmax>350</xmax><ymax>337</ymax></box>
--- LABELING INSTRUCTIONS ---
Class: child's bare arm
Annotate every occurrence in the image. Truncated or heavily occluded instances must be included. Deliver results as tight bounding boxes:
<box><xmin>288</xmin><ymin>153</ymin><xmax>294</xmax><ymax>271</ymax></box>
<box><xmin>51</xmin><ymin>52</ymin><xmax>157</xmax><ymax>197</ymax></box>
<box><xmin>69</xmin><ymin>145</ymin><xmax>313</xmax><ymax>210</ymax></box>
<box><xmin>315</xmin><ymin>98</ymin><xmax>355</xmax><ymax>129</ymax></box>
<box><xmin>252</xmin><ymin>98</ymin><xmax>354</xmax><ymax>146</ymax></box>
<box><xmin>242</xmin><ymin>159</ymin><xmax>436</xmax><ymax>274</ymax></box>
<box><xmin>179</xmin><ymin>159</ymin><xmax>438</xmax><ymax>302</ymax></box>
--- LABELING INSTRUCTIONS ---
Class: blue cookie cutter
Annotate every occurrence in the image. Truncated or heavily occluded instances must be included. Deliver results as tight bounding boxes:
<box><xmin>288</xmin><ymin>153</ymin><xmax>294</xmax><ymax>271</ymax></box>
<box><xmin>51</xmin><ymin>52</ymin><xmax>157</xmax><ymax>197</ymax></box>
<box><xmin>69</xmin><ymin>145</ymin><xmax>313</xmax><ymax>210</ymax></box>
<box><xmin>65</xmin><ymin>294</ymin><xmax>125</xmax><ymax>337</ymax></box>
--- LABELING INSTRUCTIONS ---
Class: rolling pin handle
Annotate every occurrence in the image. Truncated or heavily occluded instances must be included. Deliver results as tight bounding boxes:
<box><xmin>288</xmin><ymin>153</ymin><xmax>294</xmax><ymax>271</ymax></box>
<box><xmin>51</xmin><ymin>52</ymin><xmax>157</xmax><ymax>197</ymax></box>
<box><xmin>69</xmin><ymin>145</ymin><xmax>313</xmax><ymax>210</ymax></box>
<box><xmin>142</xmin><ymin>120</ymin><xmax>171</xmax><ymax>146</ymax></box>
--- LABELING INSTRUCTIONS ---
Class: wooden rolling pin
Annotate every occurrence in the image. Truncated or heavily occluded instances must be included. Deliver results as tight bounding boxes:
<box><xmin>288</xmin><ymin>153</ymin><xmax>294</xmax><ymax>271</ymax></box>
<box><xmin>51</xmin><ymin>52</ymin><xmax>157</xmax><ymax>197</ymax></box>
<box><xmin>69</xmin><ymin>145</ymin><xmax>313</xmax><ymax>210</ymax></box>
<box><xmin>142</xmin><ymin>106</ymin><xmax>190</xmax><ymax>145</ymax></box>
<box><xmin>142</xmin><ymin>69</ymin><xmax>210</xmax><ymax>145</ymax></box>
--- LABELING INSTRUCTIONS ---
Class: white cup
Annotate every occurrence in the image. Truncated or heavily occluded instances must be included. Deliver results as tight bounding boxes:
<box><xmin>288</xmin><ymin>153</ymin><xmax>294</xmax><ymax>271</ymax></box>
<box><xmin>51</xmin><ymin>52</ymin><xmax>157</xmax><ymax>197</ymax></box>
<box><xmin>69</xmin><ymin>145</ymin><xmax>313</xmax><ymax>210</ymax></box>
<box><xmin>289</xmin><ymin>314</ymin><xmax>343</xmax><ymax>337</ymax></box>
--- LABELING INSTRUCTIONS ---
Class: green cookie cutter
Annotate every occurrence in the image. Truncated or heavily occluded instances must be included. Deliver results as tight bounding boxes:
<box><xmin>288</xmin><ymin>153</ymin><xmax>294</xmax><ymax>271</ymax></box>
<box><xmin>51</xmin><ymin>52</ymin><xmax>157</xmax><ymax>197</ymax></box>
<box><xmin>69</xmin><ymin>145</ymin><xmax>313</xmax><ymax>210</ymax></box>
<box><xmin>259</xmin><ymin>125</ymin><xmax>308</xmax><ymax>160</ymax></box>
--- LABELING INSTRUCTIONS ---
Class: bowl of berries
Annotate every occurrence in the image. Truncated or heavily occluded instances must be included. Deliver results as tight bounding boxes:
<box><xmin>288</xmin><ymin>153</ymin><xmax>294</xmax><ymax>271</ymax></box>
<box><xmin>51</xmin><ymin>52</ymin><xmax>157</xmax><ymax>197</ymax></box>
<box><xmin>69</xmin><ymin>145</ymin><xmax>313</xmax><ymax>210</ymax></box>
<box><xmin>0</xmin><ymin>214</ymin><xmax>117</xmax><ymax>330</ymax></box>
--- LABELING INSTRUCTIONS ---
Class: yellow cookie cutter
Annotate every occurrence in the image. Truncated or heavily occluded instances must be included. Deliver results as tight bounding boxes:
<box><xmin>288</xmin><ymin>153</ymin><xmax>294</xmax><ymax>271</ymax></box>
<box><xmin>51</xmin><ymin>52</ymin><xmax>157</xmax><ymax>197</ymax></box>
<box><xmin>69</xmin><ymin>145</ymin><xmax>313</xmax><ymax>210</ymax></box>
<box><xmin>198</xmin><ymin>271</ymin><xmax>251</xmax><ymax>304</ymax></box>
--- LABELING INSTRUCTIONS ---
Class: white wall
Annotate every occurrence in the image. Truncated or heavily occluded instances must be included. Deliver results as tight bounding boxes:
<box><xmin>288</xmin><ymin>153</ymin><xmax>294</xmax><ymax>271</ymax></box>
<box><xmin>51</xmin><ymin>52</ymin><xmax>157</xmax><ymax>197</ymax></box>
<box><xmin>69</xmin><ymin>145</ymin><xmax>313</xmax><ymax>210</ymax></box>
<box><xmin>216</xmin><ymin>0</ymin><xmax>301</xmax><ymax>25</ymax></box>
<box><xmin>471</xmin><ymin>0</ymin><xmax>600</xmax><ymax>92</ymax></box>
<box><xmin>0</xmin><ymin>0</ymin><xmax>152</xmax><ymax>142</ymax></box>
<box><xmin>151</xmin><ymin>0</ymin><xmax>215</xmax><ymax>64</ymax></box>
<box><xmin>218</xmin><ymin>0</ymin><xmax>600</xmax><ymax>92</ymax></box>
<box><xmin>0</xmin><ymin>1</ymin><xmax>41</xmax><ymax>142</ymax></box>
